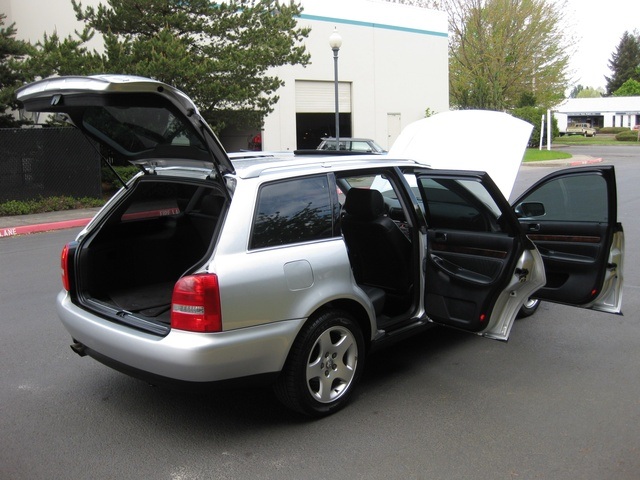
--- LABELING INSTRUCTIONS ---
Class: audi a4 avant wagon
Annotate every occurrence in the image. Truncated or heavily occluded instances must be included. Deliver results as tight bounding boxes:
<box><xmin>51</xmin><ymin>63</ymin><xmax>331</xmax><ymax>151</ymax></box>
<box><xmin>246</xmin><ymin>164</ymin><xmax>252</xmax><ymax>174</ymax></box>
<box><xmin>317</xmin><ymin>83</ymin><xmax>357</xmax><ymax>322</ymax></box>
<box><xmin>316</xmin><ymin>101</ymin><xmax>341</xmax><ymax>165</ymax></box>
<box><xmin>17</xmin><ymin>75</ymin><xmax>624</xmax><ymax>416</ymax></box>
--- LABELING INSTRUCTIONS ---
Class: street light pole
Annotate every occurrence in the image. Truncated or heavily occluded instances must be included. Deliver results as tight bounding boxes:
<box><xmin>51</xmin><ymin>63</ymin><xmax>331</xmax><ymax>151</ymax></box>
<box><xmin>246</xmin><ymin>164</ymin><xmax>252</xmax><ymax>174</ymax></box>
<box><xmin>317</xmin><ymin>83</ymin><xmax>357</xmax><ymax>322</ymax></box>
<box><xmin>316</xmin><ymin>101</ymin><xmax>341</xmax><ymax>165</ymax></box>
<box><xmin>329</xmin><ymin>28</ymin><xmax>342</xmax><ymax>150</ymax></box>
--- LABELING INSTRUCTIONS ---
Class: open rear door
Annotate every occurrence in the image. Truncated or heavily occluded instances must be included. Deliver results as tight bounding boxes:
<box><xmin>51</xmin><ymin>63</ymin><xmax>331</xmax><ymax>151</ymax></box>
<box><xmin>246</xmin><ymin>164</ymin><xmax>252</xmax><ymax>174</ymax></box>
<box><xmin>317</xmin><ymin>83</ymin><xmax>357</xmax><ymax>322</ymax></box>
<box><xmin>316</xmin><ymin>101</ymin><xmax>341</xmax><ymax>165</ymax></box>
<box><xmin>414</xmin><ymin>170</ymin><xmax>545</xmax><ymax>341</ymax></box>
<box><xmin>512</xmin><ymin>166</ymin><xmax>624</xmax><ymax>314</ymax></box>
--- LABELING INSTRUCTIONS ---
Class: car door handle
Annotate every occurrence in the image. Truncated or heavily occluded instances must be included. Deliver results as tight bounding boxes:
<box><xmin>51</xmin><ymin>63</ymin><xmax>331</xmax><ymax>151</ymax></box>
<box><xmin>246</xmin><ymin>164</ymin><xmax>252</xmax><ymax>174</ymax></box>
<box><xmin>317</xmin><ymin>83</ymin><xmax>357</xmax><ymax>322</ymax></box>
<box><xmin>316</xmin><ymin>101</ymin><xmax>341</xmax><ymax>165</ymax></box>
<box><xmin>526</xmin><ymin>223</ymin><xmax>540</xmax><ymax>232</ymax></box>
<box><xmin>430</xmin><ymin>254</ymin><xmax>492</xmax><ymax>285</ymax></box>
<box><xmin>434</xmin><ymin>232</ymin><xmax>447</xmax><ymax>241</ymax></box>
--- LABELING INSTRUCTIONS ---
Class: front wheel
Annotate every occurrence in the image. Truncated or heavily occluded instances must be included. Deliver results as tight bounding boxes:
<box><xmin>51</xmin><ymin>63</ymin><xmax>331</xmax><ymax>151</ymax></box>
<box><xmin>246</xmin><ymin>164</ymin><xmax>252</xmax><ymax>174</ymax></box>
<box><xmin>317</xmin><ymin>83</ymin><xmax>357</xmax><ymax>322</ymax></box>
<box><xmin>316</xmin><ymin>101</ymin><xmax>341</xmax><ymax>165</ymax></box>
<box><xmin>274</xmin><ymin>309</ymin><xmax>365</xmax><ymax>417</ymax></box>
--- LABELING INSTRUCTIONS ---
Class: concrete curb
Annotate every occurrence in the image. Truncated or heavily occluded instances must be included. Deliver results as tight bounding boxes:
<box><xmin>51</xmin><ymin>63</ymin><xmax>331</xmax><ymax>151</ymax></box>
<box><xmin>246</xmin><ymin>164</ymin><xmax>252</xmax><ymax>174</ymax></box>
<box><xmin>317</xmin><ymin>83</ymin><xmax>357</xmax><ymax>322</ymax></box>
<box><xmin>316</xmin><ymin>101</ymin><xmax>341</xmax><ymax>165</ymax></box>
<box><xmin>569</xmin><ymin>157</ymin><xmax>603</xmax><ymax>166</ymax></box>
<box><xmin>523</xmin><ymin>157</ymin><xmax>603</xmax><ymax>168</ymax></box>
<box><xmin>0</xmin><ymin>217</ymin><xmax>92</xmax><ymax>239</ymax></box>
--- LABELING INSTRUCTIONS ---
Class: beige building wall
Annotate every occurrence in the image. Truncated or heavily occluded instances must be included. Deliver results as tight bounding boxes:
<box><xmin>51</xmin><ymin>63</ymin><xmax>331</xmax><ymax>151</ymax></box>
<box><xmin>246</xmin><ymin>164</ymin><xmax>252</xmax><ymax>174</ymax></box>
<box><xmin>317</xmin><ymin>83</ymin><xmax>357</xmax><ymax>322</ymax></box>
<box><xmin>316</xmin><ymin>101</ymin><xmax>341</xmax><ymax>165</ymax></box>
<box><xmin>263</xmin><ymin>0</ymin><xmax>448</xmax><ymax>151</ymax></box>
<box><xmin>2</xmin><ymin>0</ymin><xmax>102</xmax><ymax>49</ymax></box>
<box><xmin>3</xmin><ymin>0</ymin><xmax>449</xmax><ymax>152</ymax></box>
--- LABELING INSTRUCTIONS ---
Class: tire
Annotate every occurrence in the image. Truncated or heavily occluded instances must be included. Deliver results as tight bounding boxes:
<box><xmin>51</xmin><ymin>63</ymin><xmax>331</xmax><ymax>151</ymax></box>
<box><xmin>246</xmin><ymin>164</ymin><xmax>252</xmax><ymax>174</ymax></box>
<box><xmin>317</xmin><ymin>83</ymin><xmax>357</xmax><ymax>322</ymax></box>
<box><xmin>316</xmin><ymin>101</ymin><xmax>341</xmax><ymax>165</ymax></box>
<box><xmin>517</xmin><ymin>297</ymin><xmax>541</xmax><ymax>318</ymax></box>
<box><xmin>274</xmin><ymin>309</ymin><xmax>365</xmax><ymax>417</ymax></box>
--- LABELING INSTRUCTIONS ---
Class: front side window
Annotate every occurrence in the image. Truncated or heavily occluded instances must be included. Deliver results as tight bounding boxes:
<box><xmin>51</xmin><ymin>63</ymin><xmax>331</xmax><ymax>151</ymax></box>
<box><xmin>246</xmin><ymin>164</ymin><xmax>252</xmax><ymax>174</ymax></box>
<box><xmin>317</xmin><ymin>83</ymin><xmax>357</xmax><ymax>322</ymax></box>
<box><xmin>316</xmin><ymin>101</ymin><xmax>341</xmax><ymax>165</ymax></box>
<box><xmin>517</xmin><ymin>174</ymin><xmax>608</xmax><ymax>222</ymax></box>
<box><xmin>251</xmin><ymin>175</ymin><xmax>335</xmax><ymax>249</ymax></box>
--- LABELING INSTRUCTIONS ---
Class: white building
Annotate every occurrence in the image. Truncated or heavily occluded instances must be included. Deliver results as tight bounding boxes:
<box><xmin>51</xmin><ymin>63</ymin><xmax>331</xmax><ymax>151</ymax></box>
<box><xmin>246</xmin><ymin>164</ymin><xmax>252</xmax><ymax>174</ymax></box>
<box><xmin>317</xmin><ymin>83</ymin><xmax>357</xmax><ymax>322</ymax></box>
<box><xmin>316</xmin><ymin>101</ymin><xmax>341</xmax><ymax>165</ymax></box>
<box><xmin>2</xmin><ymin>0</ymin><xmax>449</xmax><ymax>151</ymax></box>
<box><xmin>554</xmin><ymin>96</ymin><xmax>640</xmax><ymax>132</ymax></box>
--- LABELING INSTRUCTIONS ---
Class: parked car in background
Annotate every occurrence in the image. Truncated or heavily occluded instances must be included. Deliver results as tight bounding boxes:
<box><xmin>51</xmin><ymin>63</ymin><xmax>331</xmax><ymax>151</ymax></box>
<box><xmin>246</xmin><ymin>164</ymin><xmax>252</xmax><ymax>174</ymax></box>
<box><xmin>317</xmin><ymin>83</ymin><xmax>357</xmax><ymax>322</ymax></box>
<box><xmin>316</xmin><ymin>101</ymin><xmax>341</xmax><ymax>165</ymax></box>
<box><xmin>17</xmin><ymin>76</ymin><xmax>625</xmax><ymax>417</ymax></box>
<box><xmin>565</xmin><ymin>122</ymin><xmax>597</xmax><ymax>137</ymax></box>
<box><xmin>317</xmin><ymin>137</ymin><xmax>386</xmax><ymax>153</ymax></box>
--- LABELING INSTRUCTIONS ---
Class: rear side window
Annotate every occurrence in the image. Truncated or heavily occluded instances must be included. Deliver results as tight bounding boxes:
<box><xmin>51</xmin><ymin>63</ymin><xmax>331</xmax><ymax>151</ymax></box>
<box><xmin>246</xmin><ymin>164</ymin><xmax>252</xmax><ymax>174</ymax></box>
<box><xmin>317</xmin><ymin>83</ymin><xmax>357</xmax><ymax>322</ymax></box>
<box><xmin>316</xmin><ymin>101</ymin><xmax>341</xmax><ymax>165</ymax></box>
<box><xmin>417</xmin><ymin>176</ymin><xmax>503</xmax><ymax>232</ymax></box>
<box><xmin>251</xmin><ymin>175</ymin><xmax>335</xmax><ymax>249</ymax></box>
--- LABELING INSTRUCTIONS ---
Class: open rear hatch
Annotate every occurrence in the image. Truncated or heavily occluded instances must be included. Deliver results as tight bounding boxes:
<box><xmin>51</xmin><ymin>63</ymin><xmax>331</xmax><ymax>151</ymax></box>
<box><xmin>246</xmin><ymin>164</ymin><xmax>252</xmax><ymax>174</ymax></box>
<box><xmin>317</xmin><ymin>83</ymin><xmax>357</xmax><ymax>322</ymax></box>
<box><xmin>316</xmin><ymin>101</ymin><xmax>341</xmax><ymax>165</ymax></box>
<box><xmin>16</xmin><ymin>74</ymin><xmax>234</xmax><ymax>177</ymax></box>
<box><xmin>18</xmin><ymin>75</ymin><xmax>234</xmax><ymax>334</ymax></box>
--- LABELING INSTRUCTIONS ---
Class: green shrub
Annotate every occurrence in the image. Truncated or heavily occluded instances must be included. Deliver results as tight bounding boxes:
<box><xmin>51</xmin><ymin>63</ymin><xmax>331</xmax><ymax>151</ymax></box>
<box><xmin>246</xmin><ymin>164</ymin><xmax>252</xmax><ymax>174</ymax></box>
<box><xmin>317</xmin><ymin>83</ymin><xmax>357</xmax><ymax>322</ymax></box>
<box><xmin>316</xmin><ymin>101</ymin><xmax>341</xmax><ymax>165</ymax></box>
<box><xmin>0</xmin><ymin>196</ymin><xmax>105</xmax><ymax>216</ymax></box>
<box><xmin>101</xmin><ymin>165</ymin><xmax>140</xmax><ymax>190</ymax></box>
<box><xmin>0</xmin><ymin>200</ymin><xmax>36</xmax><ymax>216</ymax></box>
<box><xmin>615</xmin><ymin>130</ymin><xmax>640</xmax><ymax>142</ymax></box>
<box><xmin>511</xmin><ymin>107</ymin><xmax>559</xmax><ymax>147</ymax></box>
<box><xmin>599</xmin><ymin>127</ymin><xmax>630</xmax><ymax>134</ymax></box>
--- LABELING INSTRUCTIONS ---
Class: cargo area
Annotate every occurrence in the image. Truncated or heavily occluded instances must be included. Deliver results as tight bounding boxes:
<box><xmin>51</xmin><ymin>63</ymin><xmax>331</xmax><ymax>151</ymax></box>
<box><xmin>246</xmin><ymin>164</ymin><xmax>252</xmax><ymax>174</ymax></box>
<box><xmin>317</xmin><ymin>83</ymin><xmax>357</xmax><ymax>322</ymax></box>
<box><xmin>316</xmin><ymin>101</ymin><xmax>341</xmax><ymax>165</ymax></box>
<box><xmin>75</xmin><ymin>178</ymin><xmax>227</xmax><ymax>326</ymax></box>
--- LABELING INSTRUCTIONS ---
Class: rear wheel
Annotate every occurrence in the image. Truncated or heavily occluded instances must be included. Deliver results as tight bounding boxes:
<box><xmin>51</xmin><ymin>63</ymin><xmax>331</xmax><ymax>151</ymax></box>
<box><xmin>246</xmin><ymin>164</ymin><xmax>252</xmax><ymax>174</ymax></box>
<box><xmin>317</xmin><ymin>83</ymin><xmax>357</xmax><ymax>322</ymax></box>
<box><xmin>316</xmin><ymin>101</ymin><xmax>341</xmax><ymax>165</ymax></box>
<box><xmin>274</xmin><ymin>309</ymin><xmax>364</xmax><ymax>417</ymax></box>
<box><xmin>517</xmin><ymin>297</ymin><xmax>541</xmax><ymax>318</ymax></box>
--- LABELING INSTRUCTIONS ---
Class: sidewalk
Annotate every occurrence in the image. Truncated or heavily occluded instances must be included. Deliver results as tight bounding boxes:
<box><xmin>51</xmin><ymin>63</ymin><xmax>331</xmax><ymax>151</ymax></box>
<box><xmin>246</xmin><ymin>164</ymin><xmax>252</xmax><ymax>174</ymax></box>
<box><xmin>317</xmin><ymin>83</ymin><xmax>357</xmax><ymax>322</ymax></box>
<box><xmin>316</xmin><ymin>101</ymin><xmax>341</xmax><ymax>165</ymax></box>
<box><xmin>522</xmin><ymin>154</ymin><xmax>603</xmax><ymax>168</ymax></box>
<box><xmin>0</xmin><ymin>207</ymin><xmax>101</xmax><ymax>238</ymax></box>
<box><xmin>0</xmin><ymin>155</ymin><xmax>603</xmax><ymax>239</ymax></box>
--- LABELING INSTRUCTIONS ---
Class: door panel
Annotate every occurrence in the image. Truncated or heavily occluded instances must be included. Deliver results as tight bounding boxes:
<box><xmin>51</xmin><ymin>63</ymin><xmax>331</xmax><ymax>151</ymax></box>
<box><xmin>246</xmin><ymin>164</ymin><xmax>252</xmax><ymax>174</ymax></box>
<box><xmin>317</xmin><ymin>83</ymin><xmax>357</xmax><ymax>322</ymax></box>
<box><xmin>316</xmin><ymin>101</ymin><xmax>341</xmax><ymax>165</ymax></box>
<box><xmin>513</xmin><ymin>166</ymin><xmax>624</xmax><ymax>312</ymax></box>
<box><xmin>526</xmin><ymin>222</ymin><xmax>607</xmax><ymax>304</ymax></box>
<box><xmin>414</xmin><ymin>171</ymin><xmax>534</xmax><ymax>335</ymax></box>
<box><xmin>425</xmin><ymin>229</ymin><xmax>518</xmax><ymax>331</ymax></box>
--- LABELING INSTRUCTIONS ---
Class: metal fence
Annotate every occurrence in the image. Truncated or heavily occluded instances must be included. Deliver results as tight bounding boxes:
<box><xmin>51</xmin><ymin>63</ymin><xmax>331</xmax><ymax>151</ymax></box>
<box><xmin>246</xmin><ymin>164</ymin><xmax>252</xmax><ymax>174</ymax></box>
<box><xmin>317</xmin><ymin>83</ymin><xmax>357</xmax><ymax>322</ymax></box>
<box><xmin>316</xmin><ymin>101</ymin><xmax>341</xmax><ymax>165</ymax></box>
<box><xmin>0</xmin><ymin>127</ymin><xmax>101</xmax><ymax>202</ymax></box>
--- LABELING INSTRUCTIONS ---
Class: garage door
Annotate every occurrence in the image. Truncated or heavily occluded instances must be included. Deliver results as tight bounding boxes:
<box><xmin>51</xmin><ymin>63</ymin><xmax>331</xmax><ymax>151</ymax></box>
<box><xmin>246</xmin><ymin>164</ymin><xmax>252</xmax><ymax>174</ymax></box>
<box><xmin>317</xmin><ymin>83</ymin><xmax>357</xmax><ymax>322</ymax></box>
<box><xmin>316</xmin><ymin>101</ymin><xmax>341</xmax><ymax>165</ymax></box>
<box><xmin>296</xmin><ymin>80</ymin><xmax>351</xmax><ymax>113</ymax></box>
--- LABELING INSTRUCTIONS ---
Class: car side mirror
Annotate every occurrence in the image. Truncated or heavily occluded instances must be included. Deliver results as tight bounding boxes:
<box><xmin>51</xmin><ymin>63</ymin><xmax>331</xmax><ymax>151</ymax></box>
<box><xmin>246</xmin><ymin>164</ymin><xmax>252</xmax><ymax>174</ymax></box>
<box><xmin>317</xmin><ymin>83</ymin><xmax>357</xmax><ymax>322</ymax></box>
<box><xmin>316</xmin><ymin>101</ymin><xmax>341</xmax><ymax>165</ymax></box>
<box><xmin>515</xmin><ymin>201</ymin><xmax>545</xmax><ymax>218</ymax></box>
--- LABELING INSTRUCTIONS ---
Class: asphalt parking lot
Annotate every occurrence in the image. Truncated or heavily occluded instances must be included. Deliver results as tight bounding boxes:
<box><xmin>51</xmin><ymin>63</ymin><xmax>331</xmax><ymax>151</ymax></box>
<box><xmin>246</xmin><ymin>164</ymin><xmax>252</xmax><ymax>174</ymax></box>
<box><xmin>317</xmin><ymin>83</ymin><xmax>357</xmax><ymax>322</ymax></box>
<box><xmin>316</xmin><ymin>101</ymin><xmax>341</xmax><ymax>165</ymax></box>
<box><xmin>2</xmin><ymin>149</ymin><xmax>639</xmax><ymax>479</ymax></box>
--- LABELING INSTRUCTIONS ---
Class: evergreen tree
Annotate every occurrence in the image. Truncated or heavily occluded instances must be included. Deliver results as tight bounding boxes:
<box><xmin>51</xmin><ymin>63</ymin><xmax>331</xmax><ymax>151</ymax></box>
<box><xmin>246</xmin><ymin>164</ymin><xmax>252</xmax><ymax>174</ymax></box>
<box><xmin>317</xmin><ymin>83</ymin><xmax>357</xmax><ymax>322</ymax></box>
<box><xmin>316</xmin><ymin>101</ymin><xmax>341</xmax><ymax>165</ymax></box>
<box><xmin>0</xmin><ymin>14</ymin><xmax>33</xmax><ymax>127</ymax></box>
<box><xmin>605</xmin><ymin>31</ymin><xmax>640</xmax><ymax>95</ymax></box>
<box><xmin>64</xmin><ymin>0</ymin><xmax>311</xmax><ymax>132</ymax></box>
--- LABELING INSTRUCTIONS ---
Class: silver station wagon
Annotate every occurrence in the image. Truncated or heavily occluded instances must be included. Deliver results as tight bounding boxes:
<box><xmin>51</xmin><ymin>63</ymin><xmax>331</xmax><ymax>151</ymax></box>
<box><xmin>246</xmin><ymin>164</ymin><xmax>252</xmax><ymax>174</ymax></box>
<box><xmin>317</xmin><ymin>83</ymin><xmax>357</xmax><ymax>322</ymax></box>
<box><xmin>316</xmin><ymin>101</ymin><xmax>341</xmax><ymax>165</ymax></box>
<box><xmin>17</xmin><ymin>76</ymin><xmax>624</xmax><ymax>417</ymax></box>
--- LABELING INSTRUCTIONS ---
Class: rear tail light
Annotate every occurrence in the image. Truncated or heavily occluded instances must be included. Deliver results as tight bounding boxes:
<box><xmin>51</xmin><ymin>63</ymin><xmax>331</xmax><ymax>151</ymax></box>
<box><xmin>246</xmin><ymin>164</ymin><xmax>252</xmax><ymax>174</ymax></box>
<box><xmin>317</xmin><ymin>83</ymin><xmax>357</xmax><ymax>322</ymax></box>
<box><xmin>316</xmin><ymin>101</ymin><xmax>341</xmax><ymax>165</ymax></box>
<box><xmin>61</xmin><ymin>243</ymin><xmax>70</xmax><ymax>291</ymax></box>
<box><xmin>171</xmin><ymin>274</ymin><xmax>222</xmax><ymax>332</ymax></box>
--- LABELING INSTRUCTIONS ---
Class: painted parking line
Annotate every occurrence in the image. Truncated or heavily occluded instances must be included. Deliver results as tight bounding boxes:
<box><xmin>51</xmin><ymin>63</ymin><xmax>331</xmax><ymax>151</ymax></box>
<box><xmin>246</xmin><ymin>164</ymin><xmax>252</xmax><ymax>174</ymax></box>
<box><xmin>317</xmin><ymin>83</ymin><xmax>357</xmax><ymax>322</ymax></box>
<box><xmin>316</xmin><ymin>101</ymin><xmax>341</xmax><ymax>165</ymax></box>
<box><xmin>0</xmin><ymin>218</ymin><xmax>92</xmax><ymax>239</ymax></box>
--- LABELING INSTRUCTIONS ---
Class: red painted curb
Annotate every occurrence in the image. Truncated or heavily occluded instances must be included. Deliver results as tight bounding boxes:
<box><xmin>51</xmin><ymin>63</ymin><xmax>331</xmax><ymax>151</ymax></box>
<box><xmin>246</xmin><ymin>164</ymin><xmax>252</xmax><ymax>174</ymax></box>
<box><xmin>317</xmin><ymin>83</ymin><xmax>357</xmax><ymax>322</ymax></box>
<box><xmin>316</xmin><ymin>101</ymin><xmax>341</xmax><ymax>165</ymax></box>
<box><xmin>0</xmin><ymin>217</ymin><xmax>91</xmax><ymax>239</ymax></box>
<box><xmin>569</xmin><ymin>157</ymin><xmax>602</xmax><ymax>166</ymax></box>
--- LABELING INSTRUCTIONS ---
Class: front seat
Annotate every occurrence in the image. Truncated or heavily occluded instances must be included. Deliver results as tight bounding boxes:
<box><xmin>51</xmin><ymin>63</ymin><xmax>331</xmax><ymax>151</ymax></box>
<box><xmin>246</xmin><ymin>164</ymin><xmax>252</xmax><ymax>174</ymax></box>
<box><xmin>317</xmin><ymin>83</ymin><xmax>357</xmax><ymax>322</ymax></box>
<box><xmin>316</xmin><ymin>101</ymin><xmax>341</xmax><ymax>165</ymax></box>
<box><xmin>341</xmin><ymin>188</ymin><xmax>413</xmax><ymax>306</ymax></box>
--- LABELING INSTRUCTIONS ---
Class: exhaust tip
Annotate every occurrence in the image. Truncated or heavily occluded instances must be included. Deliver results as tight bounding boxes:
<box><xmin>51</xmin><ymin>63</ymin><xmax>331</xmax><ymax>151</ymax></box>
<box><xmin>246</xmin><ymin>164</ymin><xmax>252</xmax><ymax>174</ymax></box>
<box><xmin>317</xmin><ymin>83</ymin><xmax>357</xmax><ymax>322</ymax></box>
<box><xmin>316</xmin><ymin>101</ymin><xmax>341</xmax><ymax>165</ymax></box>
<box><xmin>70</xmin><ymin>341</ymin><xmax>87</xmax><ymax>357</ymax></box>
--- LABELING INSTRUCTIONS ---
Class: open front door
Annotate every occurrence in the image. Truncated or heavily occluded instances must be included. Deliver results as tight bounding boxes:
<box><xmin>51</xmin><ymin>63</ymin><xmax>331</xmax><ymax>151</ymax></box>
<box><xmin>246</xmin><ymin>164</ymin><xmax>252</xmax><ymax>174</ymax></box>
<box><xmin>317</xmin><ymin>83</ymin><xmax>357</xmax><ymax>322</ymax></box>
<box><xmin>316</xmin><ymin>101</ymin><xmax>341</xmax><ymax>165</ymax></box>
<box><xmin>414</xmin><ymin>170</ymin><xmax>545</xmax><ymax>341</ymax></box>
<box><xmin>512</xmin><ymin>166</ymin><xmax>624</xmax><ymax>314</ymax></box>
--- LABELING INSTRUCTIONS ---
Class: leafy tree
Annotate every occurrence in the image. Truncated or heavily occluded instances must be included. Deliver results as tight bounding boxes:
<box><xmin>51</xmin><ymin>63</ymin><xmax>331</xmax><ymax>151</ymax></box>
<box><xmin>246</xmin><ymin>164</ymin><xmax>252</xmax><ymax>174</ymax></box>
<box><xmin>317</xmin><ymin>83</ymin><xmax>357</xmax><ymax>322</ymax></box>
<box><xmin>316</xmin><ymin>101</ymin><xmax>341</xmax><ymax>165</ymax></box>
<box><xmin>52</xmin><ymin>0</ymin><xmax>311</xmax><ymax>132</ymax></box>
<box><xmin>569</xmin><ymin>84</ymin><xmax>603</xmax><ymax>98</ymax></box>
<box><xmin>0</xmin><ymin>14</ymin><xmax>33</xmax><ymax>127</ymax></box>
<box><xmin>605</xmin><ymin>30</ymin><xmax>640</xmax><ymax>95</ymax></box>
<box><xmin>576</xmin><ymin>86</ymin><xmax>602</xmax><ymax>98</ymax></box>
<box><xmin>516</xmin><ymin>91</ymin><xmax>537</xmax><ymax>108</ymax></box>
<box><xmin>568</xmin><ymin>84</ymin><xmax>583</xmax><ymax>98</ymax></box>
<box><xmin>447</xmin><ymin>0</ymin><xmax>571</xmax><ymax>111</ymax></box>
<box><xmin>612</xmin><ymin>78</ymin><xmax>640</xmax><ymax>97</ymax></box>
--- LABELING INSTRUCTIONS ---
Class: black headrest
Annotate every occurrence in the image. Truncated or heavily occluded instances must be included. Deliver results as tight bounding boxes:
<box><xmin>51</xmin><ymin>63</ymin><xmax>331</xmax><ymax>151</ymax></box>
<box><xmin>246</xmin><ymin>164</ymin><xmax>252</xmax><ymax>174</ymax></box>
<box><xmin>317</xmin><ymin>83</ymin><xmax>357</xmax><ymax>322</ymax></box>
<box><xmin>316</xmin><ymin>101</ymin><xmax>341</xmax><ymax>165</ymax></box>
<box><xmin>344</xmin><ymin>188</ymin><xmax>384</xmax><ymax>220</ymax></box>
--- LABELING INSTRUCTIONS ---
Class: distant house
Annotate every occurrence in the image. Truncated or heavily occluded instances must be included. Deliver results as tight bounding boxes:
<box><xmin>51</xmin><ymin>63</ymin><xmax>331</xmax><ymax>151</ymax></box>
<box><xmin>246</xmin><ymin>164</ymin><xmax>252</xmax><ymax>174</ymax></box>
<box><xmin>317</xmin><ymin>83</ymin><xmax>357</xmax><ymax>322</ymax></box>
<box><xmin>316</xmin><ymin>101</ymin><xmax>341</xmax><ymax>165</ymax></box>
<box><xmin>554</xmin><ymin>97</ymin><xmax>640</xmax><ymax>132</ymax></box>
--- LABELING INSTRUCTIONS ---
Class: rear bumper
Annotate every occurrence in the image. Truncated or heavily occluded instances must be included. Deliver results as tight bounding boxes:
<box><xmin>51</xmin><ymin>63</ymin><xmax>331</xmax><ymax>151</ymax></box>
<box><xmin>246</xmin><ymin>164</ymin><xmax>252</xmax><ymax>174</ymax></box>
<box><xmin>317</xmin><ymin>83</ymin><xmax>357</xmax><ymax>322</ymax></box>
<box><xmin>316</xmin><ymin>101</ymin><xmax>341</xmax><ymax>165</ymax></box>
<box><xmin>56</xmin><ymin>291</ymin><xmax>304</xmax><ymax>383</ymax></box>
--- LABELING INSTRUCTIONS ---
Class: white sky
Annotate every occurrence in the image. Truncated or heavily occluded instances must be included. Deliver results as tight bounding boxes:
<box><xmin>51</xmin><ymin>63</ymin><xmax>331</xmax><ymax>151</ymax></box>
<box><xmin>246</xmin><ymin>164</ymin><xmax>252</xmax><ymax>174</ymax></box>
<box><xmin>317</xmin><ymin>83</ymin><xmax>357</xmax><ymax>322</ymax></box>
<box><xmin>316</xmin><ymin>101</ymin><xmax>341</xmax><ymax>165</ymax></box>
<box><xmin>558</xmin><ymin>0</ymin><xmax>640</xmax><ymax>90</ymax></box>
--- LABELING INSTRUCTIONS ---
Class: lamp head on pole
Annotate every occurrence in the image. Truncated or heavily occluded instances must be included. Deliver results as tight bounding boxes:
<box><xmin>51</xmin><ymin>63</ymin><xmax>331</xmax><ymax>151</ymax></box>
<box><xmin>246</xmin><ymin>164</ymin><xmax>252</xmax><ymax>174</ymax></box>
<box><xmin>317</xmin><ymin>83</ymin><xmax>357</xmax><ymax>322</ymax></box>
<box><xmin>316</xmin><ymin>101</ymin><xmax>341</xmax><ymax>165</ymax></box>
<box><xmin>329</xmin><ymin>28</ymin><xmax>342</xmax><ymax>52</ymax></box>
